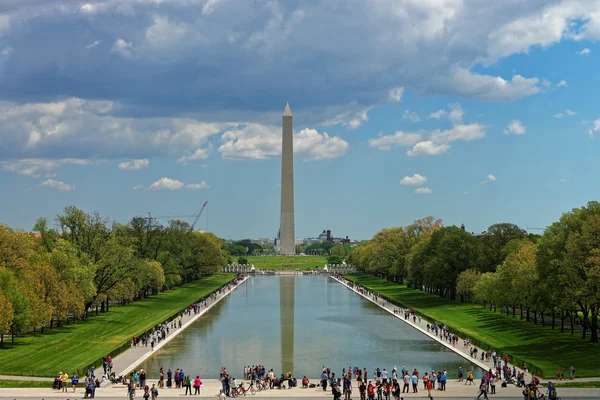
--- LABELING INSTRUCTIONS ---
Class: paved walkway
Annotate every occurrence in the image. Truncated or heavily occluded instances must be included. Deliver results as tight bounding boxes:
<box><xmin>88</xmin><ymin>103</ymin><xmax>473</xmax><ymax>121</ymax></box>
<box><xmin>112</xmin><ymin>275</ymin><xmax>249</xmax><ymax>377</ymax></box>
<box><xmin>330</xmin><ymin>276</ymin><xmax>515</xmax><ymax>376</ymax></box>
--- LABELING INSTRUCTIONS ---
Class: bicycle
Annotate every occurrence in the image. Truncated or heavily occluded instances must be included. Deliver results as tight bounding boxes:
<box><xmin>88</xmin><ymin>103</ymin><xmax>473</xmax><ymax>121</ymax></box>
<box><xmin>255</xmin><ymin>380</ymin><xmax>268</xmax><ymax>391</ymax></box>
<box><xmin>233</xmin><ymin>382</ymin><xmax>256</xmax><ymax>396</ymax></box>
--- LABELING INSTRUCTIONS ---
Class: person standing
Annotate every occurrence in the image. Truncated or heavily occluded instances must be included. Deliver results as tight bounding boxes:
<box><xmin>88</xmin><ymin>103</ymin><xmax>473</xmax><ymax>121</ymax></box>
<box><xmin>159</xmin><ymin>368</ymin><xmax>164</xmax><ymax>388</ymax></box>
<box><xmin>411</xmin><ymin>373</ymin><xmax>418</xmax><ymax>393</ymax></box>
<box><xmin>569</xmin><ymin>366</ymin><xmax>575</xmax><ymax>380</ymax></box>
<box><xmin>185</xmin><ymin>375</ymin><xmax>192</xmax><ymax>395</ymax></box>
<box><xmin>151</xmin><ymin>384</ymin><xmax>159</xmax><ymax>400</ymax></box>
<box><xmin>61</xmin><ymin>371</ymin><xmax>69</xmax><ymax>392</ymax></box>
<box><xmin>490</xmin><ymin>375</ymin><xmax>496</xmax><ymax>394</ymax></box>
<box><xmin>322</xmin><ymin>371</ymin><xmax>329</xmax><ymax>391</ymax></box>
<box><xmin>359</xmin><ymin>380</ymin><xmax>366</xmax><ymax>400</ymax></box>
<box><xmin>344</xmin><ymin>376</ymin><xmax>352</xmax><ymax>400</ymax></box>
<box><xmin>194</xmin><ymin>376</ymin><xmax>202</xmax><ymax>395</ymax></box>
<box><xmin>402</xmin><ymin>374</ymin><xmax>410</xmax><ymax>393</ymax></box>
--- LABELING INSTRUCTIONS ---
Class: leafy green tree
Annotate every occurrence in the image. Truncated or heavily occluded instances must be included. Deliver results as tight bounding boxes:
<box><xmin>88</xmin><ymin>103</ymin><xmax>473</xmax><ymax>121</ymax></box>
<box><xmin>0</xmin><ymin>294</ymin><xmax>14</xmax><ymax>348</ymax></box>
<box><xmin>478</xmin><ymin>223</ymin><xmax>527</xmax><ymax>272</ymax></box>
<box><xmin>327</xmin><ymin>255</ymin><xmax>342</xmax><ymax>265</ymax></box>
<box><xmin>238</xmin><ymin>257</ymin><xmax>248</xmax><ymax>265</ymax></box>
<box><xmin>456</xmin><ymin>269</ymin><xmax>480</xmax><ymax>303</ymax></box>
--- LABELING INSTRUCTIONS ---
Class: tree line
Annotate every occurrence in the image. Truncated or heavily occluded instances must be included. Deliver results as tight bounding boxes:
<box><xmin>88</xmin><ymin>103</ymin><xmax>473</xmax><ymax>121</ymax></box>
<box><xmin>350</xmin><ymin>201</ymin><xmax>600</xmax><ymax>342</ymax></box>
<box><xmin>0</xmin><ymin>206</ymin><xmax>228</xmax><ymax>347</ymax></box>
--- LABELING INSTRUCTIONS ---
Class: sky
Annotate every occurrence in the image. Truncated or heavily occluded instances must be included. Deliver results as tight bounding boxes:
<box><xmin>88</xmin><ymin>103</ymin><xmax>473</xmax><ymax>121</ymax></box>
<box><xmin>1</xmin><ymin>0</ymin><xmax>600</xmax><ymax>240</ymax></box>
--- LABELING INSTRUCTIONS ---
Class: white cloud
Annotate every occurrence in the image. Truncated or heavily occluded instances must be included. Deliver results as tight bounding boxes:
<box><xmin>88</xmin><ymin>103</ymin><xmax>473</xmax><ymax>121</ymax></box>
<box><xmin>218</xmin><ymin>124</ymin><xmax>349</xmax><ymax>160</ymax></box>
<box><xmin>0</xmin><ymin>15</ymin><xmax>10</xmax><ymax>37</ymax></box>
<box><xmin>407</xmin><ymin>141</ymin><xmax>450</xmax><ymax>156</ymax></box>
<box><xmin>80</xmin><ymin>4</ymin><xmax>96</xmax><ymax>14</ymax></box>
<box><xmin>400</xmin><ymin>174</ymin><xmax>427</xmax><ymax>186</ymax></box>
<box><xmin>448</xmin><ymin>103</ymin><xmax>464</xmax><ymax>125</ymax></box>
<box><xmin>560</xmin><ymin>178</ymin><xmax>569</xmax><ymax>184</ymax></box>
<box><xmin>414</xmin><ymin>187</ymin><xmax>432</xmax><ymax>194</ymax></box>
<box><xmin>588</xmin><ymin>119</ymin><xmax>600</xmax><ymax>138</ymax></box>
<box><xmin>186</xmin><ymin>181</ymin><xmax>210</xmax><ymax>190</ymax></box>
<box><xmin>402</xmin><ymin>110</ymin><xmax>421</xmax><ymax>123</ymax></box>
<box><xmin>85</xmin><ymin>40</ymin><xmax>101</xmax><ymax>49</ymax></box>
<box><xmin>39</xmin><ymin>179</ymin><xmax>75</xmax><ymax>192</ymax></box>
<box><xmin>177</xmin><ymin>147</ymin><xmax>212</xmax><ymax>164</ymax></box>
<box><xmin>556</xmin><ymin>80</ymin><xmax>568</xmax><ymax>88</ymax></box>
<box><xmin>147</xmin><ymin>177</ymin><xmax>184</xmax><ymax>191</ymax></box>
<box><xmin>430</xmin><ymin>123</ymin><xmax>486</xmax><ymax>143</ymax></box>
<box><xmin>132</xmin><ymin>184</ymin><xmax>145</xmax><ymax>190</ymax></box>
<box><xmin>434</xmin><ymin>67</ymin><xmax>542</xmax><ymax>101</ymax></box>
<box><xmin>2</xmin><ymin>158</ymin><xmax>91</xmax><ymax>178</ymax></box>
<box><xmin>118</xmin><ymin>159</ymin><xmax>149</xmax><ymax>170</ymax></box>
<box><xmin>481</xmin><ymin>174</ymin><xmax>497</xmax><ymax>184</ymax></box>
<box><xmin>323</xmin><ymin>107</ymin><xmax>371</xmax><ymax>130</ymax></box>
<box><xmin>429</xmin><ymin>109</ymin><xmax>447</xmax><ymax>119</ymax></box>
<box><xmin>1</xmin><ymin>46</ymin><xmax>13</xmax><ymax>56</ymax></box>
<box><xmin>578</xmin><ymin>48</ymin><xmax>591</xmax><ymax>55</ymax></box>
<box><xmin>554</xmin><ymin>109</ymin><xmax>577</xmax><ymax>118</ymax></box>
<box><xmin>388</xmin><ymin>87</ymin><xmax>404</xmax><ymax>102</ymax></box>
<box><xmin>145</xmin><ymin>14</ymin><xmax>191</xmax><ymax>48</ymax></box>
<box><xmin>111</xmin><ymin>39</ymin><xmax>133</xmax><ymax>59</ymax></box>
<box><xmin>202</xmin><ymin>0</ymin><xmax>225</xmax><ymax>16</ymax></box>
<box><xmin>368</xmin><ymin>131</ymin><xmax>422</xmax><ymax>151</ymax></box>
<box><xmin>504</xmin><ymin>120</ymin><xmax>526</xmax><ymax>135</ymax></box>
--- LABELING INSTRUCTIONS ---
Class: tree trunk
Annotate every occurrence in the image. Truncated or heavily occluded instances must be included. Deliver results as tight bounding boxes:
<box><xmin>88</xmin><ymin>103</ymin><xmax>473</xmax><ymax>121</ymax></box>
<box><xmin>0</xmin><ymin>334</ymin><xmax>3</xmax><ymax>348</ymax></box>
<box><xmin>513</xmin><ymin>306</ymin><xmax>516</xmax><ymax>317</ymax></box>
<box><xmin>570</xmin><ymin>312</ymin><xmax>574</xmax><ymax>336</ymax></box>
<box><xmin>590</xmin><ymin>307</ymin><xmax>598</xmax><ymax>343</ymax></box>
<box><xmin>106</xmin><ymin>297</ymin><xmax>109</xmax><ymax>312</ymax></box>
<box><xmin>552</xmin><ymin>311</ymin><xmax>555</xmax><ymax>330</ymax></box>
<box><xmin>50</xmin><ymin>319</ymin><xmax>53</xmax><ymax>329</ymax></box>
<box><xmin>520</xmin><ymin>304</ymin><xmax>523</xmax><ymax>320</ymax></box>
<box><xmin>526</xmin><ymin>307</ymin><xmax>530</xmax><ymax>322</ymax></box>
<box><xmin>533</xmin><ymin>310</ymin><xmax>537</xmax><ymax>325</ymax></box>
<box><xmin>541</xmin><ymin>311</ymin><xmax>545</xmax><ymax>327</ymax></box>
<box><xmin>561</xmin><ymin>309</ymin><xmax>565</xmax><ymax>333</ymax></box>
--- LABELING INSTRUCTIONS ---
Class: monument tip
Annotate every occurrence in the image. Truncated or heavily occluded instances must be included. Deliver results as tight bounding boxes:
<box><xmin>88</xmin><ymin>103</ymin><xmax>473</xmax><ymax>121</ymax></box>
<box><xmin>283</xmin><ymin>102</ymin><xmax>292</xmax><ymax>117</ymax></box>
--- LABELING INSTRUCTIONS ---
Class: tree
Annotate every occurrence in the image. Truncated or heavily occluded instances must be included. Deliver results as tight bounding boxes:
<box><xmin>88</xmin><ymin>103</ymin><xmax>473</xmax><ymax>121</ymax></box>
<box><xmin>327</xmin><ymin>255</ymin><xmax>342</xmax><ymax>265</ymax></box>
<box><xmin>456</xmin><ymin>269</ymin><xmax>480</xmax><ymax>303</ymax></box>
<box><xmin>0</xmin><ymin>294</ymin><xmax>14</xmax><ymax>347</ymax></box>
<box><xmin>479</xmin><ymin>223</ymin><xmax>527</xmax><ymax>272</ymax></box>
<box><xmin>238</xmin><ymin>257</ymin><xmax>248</xmax><ymax>265</ymax></box>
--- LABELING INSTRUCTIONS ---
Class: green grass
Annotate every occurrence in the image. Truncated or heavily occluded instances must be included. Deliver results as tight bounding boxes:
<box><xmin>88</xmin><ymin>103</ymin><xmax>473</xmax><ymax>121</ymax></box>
<box><xmin>345</xmin><ymin>274</ymin><xmax>600</xmax><ymax>378</ymax></box>
<box><xmin>0</xmin><ymin>380</ymin><xmax>55</xmax><ymax>388</ymax></box>
<box><xmin>246</xmin><ymin>255</ymin><xmax>327</xmax><ymax>270</ymax></box>
<box><xmin>554</xmin><ymin>381</ymin><xmax>600</xmax><ymax>388</ymax></box>
<box><xmin>0</xmin><ymin>273</ymin><xmax>235</xmax><ymax>377</ymax></box>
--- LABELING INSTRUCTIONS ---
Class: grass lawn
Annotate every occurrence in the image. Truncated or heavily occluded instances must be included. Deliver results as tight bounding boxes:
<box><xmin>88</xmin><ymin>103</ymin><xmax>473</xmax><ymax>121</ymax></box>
<box><xmin>554</xmin><ymin>381</ymin><xmax>600</xmax><ymax>388</ymax></box>
<box><xmin>0</xmin><ymin>380</ymin><xmax>55</xmax><ymax>388</ymax></box>
<box><xmin>246</xmin><ymin>255</ymin><xmax>327</xmax><ymax>270</ymax></box>
<box><xmin>0</xmin><ymin>273</ymin><xmax>235</xmax><ymax>377</ymax></box>
<box><xmin>345</xmin><ymin>274</ymin><xmax>600</xmax><ymax>378</ymax></box>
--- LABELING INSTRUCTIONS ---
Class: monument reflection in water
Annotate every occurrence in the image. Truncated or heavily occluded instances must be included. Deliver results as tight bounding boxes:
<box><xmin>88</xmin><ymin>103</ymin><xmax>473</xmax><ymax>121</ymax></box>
<box><xmin>139</xmin><ymin>275</ymin><xmax>482</xmax><ymax>378</ymax></box>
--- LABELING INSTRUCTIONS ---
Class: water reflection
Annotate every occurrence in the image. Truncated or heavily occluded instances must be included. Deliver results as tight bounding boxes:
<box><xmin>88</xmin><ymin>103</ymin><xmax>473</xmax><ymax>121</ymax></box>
<box><xmin>280</xmin><ymin>276</ymin><xmax>295</xmax><ymax>374</ymax></box>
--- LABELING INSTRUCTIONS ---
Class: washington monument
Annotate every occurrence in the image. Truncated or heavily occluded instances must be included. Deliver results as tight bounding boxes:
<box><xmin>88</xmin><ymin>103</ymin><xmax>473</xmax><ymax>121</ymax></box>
<box><xmin>279</xmin><ymin>103</ymin><xmax>295</xmax><ymax>255</ymax></box>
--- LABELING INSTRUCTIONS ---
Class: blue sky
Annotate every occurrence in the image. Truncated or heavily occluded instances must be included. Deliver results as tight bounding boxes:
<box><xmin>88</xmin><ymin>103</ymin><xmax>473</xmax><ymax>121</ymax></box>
<box><xmin>1</xmin><ymin>0</ymin><xmax>600</xmax><ymax>240</ymax></box>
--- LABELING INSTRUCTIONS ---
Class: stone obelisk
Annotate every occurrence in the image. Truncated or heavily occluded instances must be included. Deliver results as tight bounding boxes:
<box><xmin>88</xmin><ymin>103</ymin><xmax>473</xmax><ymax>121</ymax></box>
<box><xmin>279</xmin><ymin>103</ymin><xmax>295</xmax><ymax>255</ymax></box>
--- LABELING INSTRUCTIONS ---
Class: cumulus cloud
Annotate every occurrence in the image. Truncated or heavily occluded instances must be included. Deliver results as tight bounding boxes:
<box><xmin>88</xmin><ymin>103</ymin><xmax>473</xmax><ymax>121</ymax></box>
<box><xmin>481</xmin><ymin>174</ymin><xmax>497</xmax><ymax>184</ymax></box>
<box><xmin>504</xmin><ymin>120</ymin><xmax>526</xmax><ymax>135</ymax></box>
<box><xmin>556</xmin><ymin>80</ymin><xmax>568</xmax><ymax>88</ymax></box>
<box><xmin>218</xmin><ymin>124</ymin><xmax>349</xmax><ymax>160</ymax></box>
<box><xmin>429</xmin><ymin>109</ymin><xmax>447</xmax><ymax>119</ymax></box>
<box><xmin>400</xmin><ymin>174</ymin><xmax>427</xmax><ymax>186</ymax></box>
<box><xmin>1</xmin><ymin>46</ymin><xmax>13</xmax><ymax>56</ymax></box>
<box><xmin>588</xmin><ymin>119</ymin><xmax>600</xmax><ymax>138</ymax></box>
<box><xmin>39</xmin><ymin>179</ymin><xmax>75</xmax><ymax>191</ymax></box>
<box><xmin>118</xmin><ymin>159</ymin><xmax>149</xmax><ymax>170</ymax></box>
<box><xmin>368</xmin><ymin>131</ymin><xmax>422</xmax><ymax>151</ymax></box>
<box><xmin>323</xmin><ymin>107</ymin><xmax>371</xmax><ymax>130</ymax></box>
<box><xmin>402</xmin><ymin>110</ymin><xmax>421</xmax><ymax>123</ymax></box>
<box><xmin>186</xmin><ymin>181</ymin><xmax>210</xmax><ymax>190</ymax></box>
<box><xmin>132</xmin><ymin>184</ymin><xmax>145</xmax><ymax>190</ymax></box>
<box><xmin>388</xmin><ymin>87</ymin><xmax>404</xmax><ymax>102</ymax></box>
<box><xmin>407</xmin><ymin>141</ymin><xmax>450</xmax><ymax>156</ymax></box>
<box><xmin>111</xmin><ymin>38</ymin><xmax>133</xmax><ymax>58</ymax></box>
<box><xmin>177</xmin><ymin>147</ymin><xmax>211</xmax><ymax>164</ymax></box>
<box><xmin>147</xmin><ymin>177</ymin><xmax>184</xmax><ymax>191</ymax></box>
<box><xmin>414</xmin><ymin>187</ymin><xmax>432</xmax><ymax>195</ymax></box>
<box><xmin>2</xmin><ymin>158</ymin><xmax>91</xmax><ymax>178</ymax></box>
<box><xmin>554</xmin><ymin>109</ymin><xmax>577</xmax><ymax>118</ymax></box>
<box><xmin>578</xmin><ymin>48</ymin><xmax>591</xmax><ymax>55</ymax></box>
<box><xmin>560</xmin><ymin>178</ymin><xmax>569</xmax><ymax>184</ymax></box>
<box><xmin>430</xmin><ymin>123</ymin><xmax>486</xmax><ymax>143</ymax></box>
<box><xmin>0</xmin><ymin>15</ymin><xmax>10</xmax><ymax>37</ymax></box>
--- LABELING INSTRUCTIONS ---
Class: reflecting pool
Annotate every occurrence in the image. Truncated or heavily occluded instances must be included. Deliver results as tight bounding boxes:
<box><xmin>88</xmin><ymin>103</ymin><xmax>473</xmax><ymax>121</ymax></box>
<box><xmin>139</xmin><ymin>275</ymin><xmax>482</xmax><ymax>378</ymax></box>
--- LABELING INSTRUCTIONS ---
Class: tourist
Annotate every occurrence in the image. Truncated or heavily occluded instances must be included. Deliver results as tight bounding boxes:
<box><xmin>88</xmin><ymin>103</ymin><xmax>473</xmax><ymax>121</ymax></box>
<box><xmin>458</xmin><ymin>367</ymin><xmax>463</xmax><ymax>382</ymax></box>
<box><xmin>71</xmin><ymin>371</ymin><xmax>79</xmax><ymax>393</ymax></box>
<box><xmin>151</xmin><ymin>384</ymin><xmax>159</xmax><ymax>400</ymax></box>
<box><xmin>194</xmin><ymin>376</ymin><xmax>202</xmax><ymax>395</ymax></box>
<box><xmin>184</xmin><ymin>375</ymin><xmax>192</xmax><ymax>395</ymax></box>
<box><xmin>477</xmin><ymin>379</ymin><xmax>489</xmax><ymax>399</ymax></box>
<box><xmin>359</xmin><ymin>380</ymin><xmax>366</xmax><ymax>400</ymax></box>
<box><xmin>61</xmin><ymin>371</ymin><xmax>69</xmax><ymax>392</ymax></box>
<box><xmin>422</xmin><ymin>372</ymin><xmax>428</xmax><ymax>390</ymax></box>
<box><xmin>367</xmin><ymin>381</ymin><xmax>375</xmax><ymax>400</ymax></box>
<box><xmin>143</xmin><ymin>385</ymin><xmax>150</xmax><ymax>400</ymax></box>
<box><xmin>322</xmin><ymin>370</ymin><xmax>329</xmax><ymax>391</ymax></box>
<box><xmin>159</xmin><ymin>368</ymin><xmax>164</xmax><ymax>388</ymax></box>
<box><xmin>167</xmin><ymin>369</ymin><xmax>172</xmax><ymax>388</ymax></box>
<box><xmin>411</xmin><ymin>372</ymin><xmax>418</xmax><ymax>393</ymax></box>
<box><xmin>426</xmin><ymin>378</ymin><xmax>433</xmax><ymax>397</ymax></box>
<box><xmin>490</xmin><ymin>375</ymin><xmax>496</xmax><ymax>394</ymax></box>
<box><xmin>440</xmin><ymin>370</ymin><xmax>447</xmax><ymax>390</ymax></box>
<box><xmin>344</xmin><ymin>376</ymin><xmax>352</xmax><ymax>400</ymax></box>
<box><xmin>332</xmin><ymin>382</ymin><xmax>342</xmax><ymax>400</ymax></box>
<box><xmin>140</xmin><ymin>369</ymin><xmax>146</xmax><ymax>389</ymax></box>
<box><xmin>569</xmin><ymin>365</ymin><xmax>575</xmax><ymax>380</ymax></box>
<box><xmin>402</xmin><ymin>373</ymin><xmax>410</xmax><ymax>393</ymax></box>
<box><xmin>127</xmin><ymin>380</ymin><xmax>136</xmax><ymax>400</ymax></box>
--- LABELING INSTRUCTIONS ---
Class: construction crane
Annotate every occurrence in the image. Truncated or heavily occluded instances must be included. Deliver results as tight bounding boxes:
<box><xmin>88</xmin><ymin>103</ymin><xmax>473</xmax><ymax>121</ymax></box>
<box><xmin>190</xmin><ymin>201</ymin><xmax>208</xmax><ymax>232</ymax></box>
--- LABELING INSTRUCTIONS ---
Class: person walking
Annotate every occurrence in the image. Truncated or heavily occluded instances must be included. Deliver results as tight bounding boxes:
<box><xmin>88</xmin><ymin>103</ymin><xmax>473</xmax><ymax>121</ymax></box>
<box><xmin>490</xmin><ymin>375</ymin><xmax>496</xmax><ymax>394</ymax></box>
<box><xmin>71</xmin><ymin>372</ymin><xmax>79</xmax><ymax>393</ymax></box>
<box><xmin>151</xmin><ymin>384</ymin><xmax>159</xmax><ymax>400</ymax></box>
<box><xmin>411</xmin><ymin>373</ymin><xmax>418</xmax><ymax>393</ymax></box>
<box><xmin>402</xmin><ymin>374</ymin><xmax>410</xmax><ymax>393</ymax></box>
<box><xmin>477</xmin><ymin>379</ymin><xmax>489</xmax><ymax>399</ymax></box>
<box><xmin>194</xmin><ymin>376</ymin><xmax>202</xmax><ymax>395</ymax></box>
<box><xmin>569</xmin><ymin>366</ymin><xmax>575</xmax><ymax>380</ymax></box>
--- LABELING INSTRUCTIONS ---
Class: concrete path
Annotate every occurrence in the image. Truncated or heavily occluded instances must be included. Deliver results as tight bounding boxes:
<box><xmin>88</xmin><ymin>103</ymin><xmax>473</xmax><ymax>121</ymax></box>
<box><xmin>112</xmin><ymin>275</ymin><xmax>249</xmax><ymax>377</ymax></box>
<box><xmin>0</xmin><ymin>378</ymin><xmax>599</xmax><ymax>398</ymax></box>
